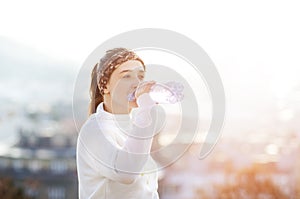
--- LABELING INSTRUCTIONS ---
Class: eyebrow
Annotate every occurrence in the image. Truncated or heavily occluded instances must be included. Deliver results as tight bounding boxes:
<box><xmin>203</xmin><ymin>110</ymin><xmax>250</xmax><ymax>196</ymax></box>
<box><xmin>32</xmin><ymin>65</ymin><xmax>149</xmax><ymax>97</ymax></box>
<box><xmin>119</xmin><ymin>69</ymin><xmax>145</xmax><ymax>74</ymax></box>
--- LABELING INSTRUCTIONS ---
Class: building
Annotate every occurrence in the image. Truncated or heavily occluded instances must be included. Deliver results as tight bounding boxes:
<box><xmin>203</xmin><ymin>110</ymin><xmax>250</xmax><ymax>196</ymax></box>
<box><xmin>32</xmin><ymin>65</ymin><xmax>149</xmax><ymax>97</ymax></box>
<box><xmin>0</xmin><ymin>128</ymin><xmax>77</xmax><ymax>199</ymax></box>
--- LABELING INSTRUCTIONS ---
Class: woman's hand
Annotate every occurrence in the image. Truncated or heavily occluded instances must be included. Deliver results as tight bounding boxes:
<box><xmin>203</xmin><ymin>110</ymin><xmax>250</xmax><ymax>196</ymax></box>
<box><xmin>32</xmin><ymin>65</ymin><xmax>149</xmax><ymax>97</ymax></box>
<box><xmin>128</xmin><ymin>81</ymin><xmax>156</xmax><ymax>109</ymax></box>
<box><xmin>134</xmin><ymin>81</ymin><xmax>156</xmax><ymax>99</ymax></box>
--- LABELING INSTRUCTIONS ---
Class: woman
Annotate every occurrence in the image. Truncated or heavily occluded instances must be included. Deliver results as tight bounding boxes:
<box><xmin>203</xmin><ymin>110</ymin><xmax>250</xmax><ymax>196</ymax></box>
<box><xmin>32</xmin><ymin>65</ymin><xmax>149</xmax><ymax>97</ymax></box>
<box><xmin>76</xmin><ymin>48</ymin><xmax>161</xmax><ymax>199</ymax></box>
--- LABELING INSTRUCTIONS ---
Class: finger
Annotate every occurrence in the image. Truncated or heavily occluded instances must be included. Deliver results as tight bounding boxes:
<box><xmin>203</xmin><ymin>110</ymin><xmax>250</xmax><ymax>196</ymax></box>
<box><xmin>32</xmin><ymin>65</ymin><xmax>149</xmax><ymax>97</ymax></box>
<box><xmin>139</xmin><ymin>80</ymin><xmax>156</xmax><ymax>88</ymax></box>
<box><xmin>143</xmin><ymin>82</ymin><xmax>156</xmax><ymax>92</ymax></box>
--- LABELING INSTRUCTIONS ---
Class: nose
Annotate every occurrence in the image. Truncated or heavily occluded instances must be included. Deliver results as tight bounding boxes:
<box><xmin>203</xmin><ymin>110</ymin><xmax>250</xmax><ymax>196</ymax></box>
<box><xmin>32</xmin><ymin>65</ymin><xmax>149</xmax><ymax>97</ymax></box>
<box><xmin>132</xmin><ymin>76</ymin><xmax>143</xmax><ymax>89</ymax></box>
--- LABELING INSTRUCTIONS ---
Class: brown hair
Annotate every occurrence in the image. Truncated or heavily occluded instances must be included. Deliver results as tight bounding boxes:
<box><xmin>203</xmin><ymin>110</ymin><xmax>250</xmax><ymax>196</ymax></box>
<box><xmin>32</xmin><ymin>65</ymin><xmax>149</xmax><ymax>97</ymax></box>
<box><xmin>88</xmin><ymin>48</ymin><xmax>145</xmax><ymax>116</ymax></box>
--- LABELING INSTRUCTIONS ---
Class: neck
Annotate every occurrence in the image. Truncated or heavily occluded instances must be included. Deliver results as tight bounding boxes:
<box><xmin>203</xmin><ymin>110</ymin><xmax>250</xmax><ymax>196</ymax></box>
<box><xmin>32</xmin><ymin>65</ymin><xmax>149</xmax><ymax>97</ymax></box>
<box><xmin>103</xmin><ymin>95</ymin><xmax>131</xmax><ymax>114</ymax></box>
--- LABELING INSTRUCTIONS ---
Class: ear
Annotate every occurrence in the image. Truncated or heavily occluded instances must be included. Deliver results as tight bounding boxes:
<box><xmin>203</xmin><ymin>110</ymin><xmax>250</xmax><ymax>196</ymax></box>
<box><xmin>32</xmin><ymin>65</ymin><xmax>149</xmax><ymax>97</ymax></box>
<box><xmin>103</xmin><ymin>83</ymin><xmax>110</xmax><ymax>94</ymax></box>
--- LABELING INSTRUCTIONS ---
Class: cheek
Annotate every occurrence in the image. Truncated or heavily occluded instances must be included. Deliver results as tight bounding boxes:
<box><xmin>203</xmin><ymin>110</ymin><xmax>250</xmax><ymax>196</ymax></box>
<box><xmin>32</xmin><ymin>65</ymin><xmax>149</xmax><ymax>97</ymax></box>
<box><xmin>111</xmin><ymin>80</ymin><xmax>131</xmax><ymax>97</ymax></box>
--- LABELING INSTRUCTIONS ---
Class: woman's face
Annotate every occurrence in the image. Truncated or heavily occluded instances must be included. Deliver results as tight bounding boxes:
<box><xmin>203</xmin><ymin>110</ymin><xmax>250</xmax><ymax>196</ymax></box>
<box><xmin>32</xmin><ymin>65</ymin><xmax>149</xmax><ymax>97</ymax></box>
<box><xmin>105</xmin><ymin>60</ymin><xmax>145</xmax><ymax>112</ymax></box>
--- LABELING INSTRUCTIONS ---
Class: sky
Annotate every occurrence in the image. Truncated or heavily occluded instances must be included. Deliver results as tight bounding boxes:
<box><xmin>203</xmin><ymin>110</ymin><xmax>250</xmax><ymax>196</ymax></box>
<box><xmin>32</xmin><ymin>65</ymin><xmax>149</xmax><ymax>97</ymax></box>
<box><xmin>0</xmin><ymin>0</ymin><xmax>300</xmax><ymax>133</ymax></box>
<box><xmin>0</xmin><ymin>0</ymin><xmax>299</xmax><ymax>66</ymax></box>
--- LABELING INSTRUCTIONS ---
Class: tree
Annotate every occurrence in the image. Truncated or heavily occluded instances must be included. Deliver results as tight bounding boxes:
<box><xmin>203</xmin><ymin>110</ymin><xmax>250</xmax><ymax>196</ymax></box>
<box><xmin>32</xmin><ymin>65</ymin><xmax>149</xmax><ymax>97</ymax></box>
<box><xmin>0</xmin><ymin>177</ymin><xmax>31</xmax><ymax>199</ymax></box>
<box><xmin>212</xmin><ymin>164</ymin><xmax>290</xmax><ymax>199</ymax></box>
<box><xmin>195</xmin><ymin>163</ymin><xmax>296</xmax><ymax>199</ymax></box>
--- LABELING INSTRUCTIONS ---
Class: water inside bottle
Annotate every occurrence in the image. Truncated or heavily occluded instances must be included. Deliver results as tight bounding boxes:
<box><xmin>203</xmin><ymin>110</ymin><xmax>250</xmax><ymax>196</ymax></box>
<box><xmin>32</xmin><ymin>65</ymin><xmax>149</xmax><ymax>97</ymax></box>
<box><xmin>127</xmin><ymin>81</ymin><xmax>184</xmax><ymax>104</ymax></box>
<box><xmin>149</xmin><ymin>84</ymin><xmax>175</xmax><ymax>104</ymax></box>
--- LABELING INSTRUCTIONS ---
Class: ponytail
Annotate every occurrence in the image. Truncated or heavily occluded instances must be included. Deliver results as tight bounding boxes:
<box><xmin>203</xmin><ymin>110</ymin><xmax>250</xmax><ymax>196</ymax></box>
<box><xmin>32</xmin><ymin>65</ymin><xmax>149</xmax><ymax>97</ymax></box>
<box><xmin>88</xmin><ymin>63</ymin><xmax>103</xmax><ymax>116</ymax></box>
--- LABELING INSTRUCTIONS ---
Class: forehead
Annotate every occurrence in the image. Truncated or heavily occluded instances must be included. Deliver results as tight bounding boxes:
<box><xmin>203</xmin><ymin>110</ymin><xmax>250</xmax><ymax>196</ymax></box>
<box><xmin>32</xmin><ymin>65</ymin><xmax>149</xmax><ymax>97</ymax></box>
<box><xmin>115</xmin><ymin>60</ymin><xmax>144</xmax><ymax>72</ymax></box>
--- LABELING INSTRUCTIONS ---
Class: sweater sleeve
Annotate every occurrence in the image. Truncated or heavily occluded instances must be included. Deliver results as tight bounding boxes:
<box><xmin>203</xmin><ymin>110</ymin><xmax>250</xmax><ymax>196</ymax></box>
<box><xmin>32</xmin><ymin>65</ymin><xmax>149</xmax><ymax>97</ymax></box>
<box><xmin>113</xmin><ymin>93</ymin><xmax>159</xmax><ymax>180</ymax></box>
<box><xmin>77</xmin><ymin>93</ymin><xmax>164</xmax><ymax>185</ymax></box>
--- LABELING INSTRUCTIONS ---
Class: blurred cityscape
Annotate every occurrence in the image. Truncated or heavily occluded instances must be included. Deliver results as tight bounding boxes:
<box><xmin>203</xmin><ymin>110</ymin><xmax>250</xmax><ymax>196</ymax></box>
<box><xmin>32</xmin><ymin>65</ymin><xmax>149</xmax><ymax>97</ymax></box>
<box><xmin>1</xmin><ymin>37</ymin><xmax>300</xmax><ymax>199</ymax></box>
<box><xmin>0</xmin><ymin>100</ymin><xmax>77</xmax><ymax>198</ymax></box>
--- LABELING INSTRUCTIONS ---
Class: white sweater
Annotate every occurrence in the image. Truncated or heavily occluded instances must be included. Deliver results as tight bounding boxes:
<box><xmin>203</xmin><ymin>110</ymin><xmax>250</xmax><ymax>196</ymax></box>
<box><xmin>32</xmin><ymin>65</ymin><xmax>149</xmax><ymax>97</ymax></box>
<box><xmin>76</xmin><ymin>94</ymin><xmax>160</xmax><ymax>199</ymax></box>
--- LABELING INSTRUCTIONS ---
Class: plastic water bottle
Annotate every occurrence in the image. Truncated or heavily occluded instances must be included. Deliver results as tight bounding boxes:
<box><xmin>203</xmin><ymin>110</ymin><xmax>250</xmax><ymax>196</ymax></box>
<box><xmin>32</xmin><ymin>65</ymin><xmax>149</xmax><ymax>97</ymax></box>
<box><xmin>128</xmin><ymin>81</ymin><xmax>184</xmax><ymax>104</ymax></box>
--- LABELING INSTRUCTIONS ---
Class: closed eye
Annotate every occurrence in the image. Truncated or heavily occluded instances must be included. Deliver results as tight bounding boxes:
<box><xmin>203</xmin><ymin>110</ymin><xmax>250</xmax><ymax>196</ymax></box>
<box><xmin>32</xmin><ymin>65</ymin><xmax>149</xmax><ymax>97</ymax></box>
<box><xmin>122</xmin><ymin>74</ymin><xmax>131</xmax><ymax>78</ymax></box>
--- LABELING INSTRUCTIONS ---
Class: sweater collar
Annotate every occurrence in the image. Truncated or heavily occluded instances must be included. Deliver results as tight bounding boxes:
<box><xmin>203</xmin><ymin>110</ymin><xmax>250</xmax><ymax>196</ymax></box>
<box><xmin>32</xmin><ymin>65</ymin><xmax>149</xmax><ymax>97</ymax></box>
<box><xmin>96</xmin><ymin>102</ymin><xmax>131</xmax><ymax>121</ymax></box>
